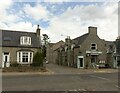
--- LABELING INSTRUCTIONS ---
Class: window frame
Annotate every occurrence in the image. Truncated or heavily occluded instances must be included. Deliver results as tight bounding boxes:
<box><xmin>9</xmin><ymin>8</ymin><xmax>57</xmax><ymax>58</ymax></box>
<box><xmin>17</xmin><ymin>51</ymin><xmax>33</xmax><ymax>64</ymax></box>
<box><xmin>20</xmin><ymin>36</ymin><xmax>31</xmax><ymax>45</ymax></box>
<box><xmin>91</xmin><ymin>43</ymin><xmax>97</xmax><ymax>50</ymax></box>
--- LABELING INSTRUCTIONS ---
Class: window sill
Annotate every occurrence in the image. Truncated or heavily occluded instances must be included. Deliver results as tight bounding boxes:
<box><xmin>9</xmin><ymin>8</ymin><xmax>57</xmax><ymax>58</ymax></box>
<box><xmin>17</xmin><ymin>62</ymin><xmax>32</xmax><ymax>64</ymax></box>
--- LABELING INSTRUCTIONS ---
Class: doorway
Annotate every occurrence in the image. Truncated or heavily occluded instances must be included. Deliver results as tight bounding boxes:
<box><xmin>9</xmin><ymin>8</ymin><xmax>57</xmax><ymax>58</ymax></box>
<box><xmin>2</xmin><ymin>52</ymin><xmax>10</xmax><ymax>68</ymax></box>
<box><xmin>91</xmin><ymin>55</ymin><xmax>97</xmax><ymax>68</ymax></box>
<box><xmin>77</xmin><ymin>56</ymin><xmax>84</xmax><ymax>68</ymax></box>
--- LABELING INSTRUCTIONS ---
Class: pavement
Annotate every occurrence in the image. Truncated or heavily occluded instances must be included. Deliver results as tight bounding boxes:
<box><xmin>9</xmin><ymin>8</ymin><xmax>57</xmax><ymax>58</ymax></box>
<box><xmin>2</xmin><ymin>63</ymin><xmax>118</xmax><ymax>76</ymax></box>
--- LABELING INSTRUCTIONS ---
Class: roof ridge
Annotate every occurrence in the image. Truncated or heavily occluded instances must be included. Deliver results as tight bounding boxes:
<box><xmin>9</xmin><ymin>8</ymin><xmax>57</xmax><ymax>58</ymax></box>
<box><xmin>72</xmin><ymin>33</ymin><xmax>89</xmax><ymax>45</ymax></box>
<box><xmin>72</xmin><ymin>33</ymin><xmax>89</xmax><ymax>40</ymax></box>
<box><xmin>1</xmin><ymin>29</ymin><xmax>36</xmax><ymax>34</ymax></box>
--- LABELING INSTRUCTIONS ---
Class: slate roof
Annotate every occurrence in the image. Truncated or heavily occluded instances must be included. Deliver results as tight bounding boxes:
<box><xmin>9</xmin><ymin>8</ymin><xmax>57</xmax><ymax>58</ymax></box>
<box><xmin>1</xmin><ymin>30</ymin><xmax>41</xmax><ymax>48</ymax></box>
<box><xmin>72</xmin><ymin>33</ymin><xmax>89</xmax><ymax>46</ymax></box>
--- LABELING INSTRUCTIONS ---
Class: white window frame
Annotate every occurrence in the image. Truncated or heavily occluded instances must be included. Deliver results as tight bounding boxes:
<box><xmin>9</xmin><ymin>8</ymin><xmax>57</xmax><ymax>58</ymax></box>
<box><xmin>71</xmin><ymin>44</ymin><xmax>75</xmax><ymax>50</ymax></box>
<box><xmin>65</xmin><ymin>46</ymin><xmax>68</xmax><ymax>52</ymax></box>
<box><xmin>91</xmin><ymin>43</ymin><xmax>97</xmax><ymax>50</ymax></box>
<box><xmin>17</xmin><ymin>51</ymin><xmax>33</xmax><ymax>64</ymax></box>
<box><xmin>20</xmin><ymin>36</ymin><xmax>31</xmax><ymax>45</ymax></box>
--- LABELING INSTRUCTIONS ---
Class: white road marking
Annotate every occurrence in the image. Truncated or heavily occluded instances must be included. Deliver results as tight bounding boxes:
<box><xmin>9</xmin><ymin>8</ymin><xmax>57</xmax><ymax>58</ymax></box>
<box><xmin>90</xmin><ymin>75</ymin><xmax>110</xmax><ymax>81</ymax></box>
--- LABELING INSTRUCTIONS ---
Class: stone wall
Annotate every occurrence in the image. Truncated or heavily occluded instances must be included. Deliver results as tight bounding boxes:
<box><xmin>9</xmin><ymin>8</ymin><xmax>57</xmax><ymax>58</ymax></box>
<box><xmin>2</xmin><ymin>47</ymin><xmax>39</xmax><ymax>65</ymax></box>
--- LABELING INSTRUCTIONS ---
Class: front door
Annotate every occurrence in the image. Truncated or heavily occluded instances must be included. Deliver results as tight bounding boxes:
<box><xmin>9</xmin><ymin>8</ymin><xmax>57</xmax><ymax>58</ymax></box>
<box><xmin>2</xmin><ymin>52</ymin><xmax>10</xmax><ymax>68</ymax></box>
<box><xmin>91</xmin><ymin>55</ymin><xmax>97</xmax><ymax>68</ymax></box>
<box><xmin>77</xmin><ymin>56</ymin><xmax>84</xmax><ymax>68</ymax></box>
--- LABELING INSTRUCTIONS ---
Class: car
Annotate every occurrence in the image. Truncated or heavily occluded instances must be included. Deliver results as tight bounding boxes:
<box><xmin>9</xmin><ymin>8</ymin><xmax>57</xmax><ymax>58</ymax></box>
<box><xmin>46</xmin><ymin>61</ymin><xmax>48</xmax><ymax>64</ymax></box>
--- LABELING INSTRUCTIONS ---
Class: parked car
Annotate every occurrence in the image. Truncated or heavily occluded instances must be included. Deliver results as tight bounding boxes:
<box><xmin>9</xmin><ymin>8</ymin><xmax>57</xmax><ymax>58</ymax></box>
<box><xmin>46</xmin><ymin>61</ymin><xmax>49</xmax><ymax>64</ymax></box>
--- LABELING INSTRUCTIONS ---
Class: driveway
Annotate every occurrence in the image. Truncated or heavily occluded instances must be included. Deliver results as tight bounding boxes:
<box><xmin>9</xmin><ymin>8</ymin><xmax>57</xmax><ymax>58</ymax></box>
<box><xmin>46</xmin><ymin>63</ymin><xmax>118</xmax><ymax>74</ymax></box>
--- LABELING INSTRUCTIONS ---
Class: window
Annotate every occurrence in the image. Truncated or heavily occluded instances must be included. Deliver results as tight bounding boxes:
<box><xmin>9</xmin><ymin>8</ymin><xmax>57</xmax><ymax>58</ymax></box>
<box><xmin>3</xmin><ymin>37</ymin><xmax>12</xmax><ymax>41</ymax></box>
<box><xmin>71</xmin><ymin>44</ymin><xmax>75</xmax><ymax>50</ymax></box>
<box><xmin>91</xmin><ymin>43</ymin><xmax>97</xmax><ymax>50</ymax></box>
<box><xmin>20</xmin><ymin>36</ymin><xmax>31</xmax><ymax>45</ymax></box>
<box><xmin>17</xmin><ymin>52</ymin><xmax>33</xmax><ymax>64</ymax></box>
<box><xmin>65</xmin><ymin>46</ymin><xmax>68</xmax><ymax>52</ymax></box>
<box><xmin>22</xmin><ymin>52</ymin><xmax>28</xmax><ymax>62</ymax></box>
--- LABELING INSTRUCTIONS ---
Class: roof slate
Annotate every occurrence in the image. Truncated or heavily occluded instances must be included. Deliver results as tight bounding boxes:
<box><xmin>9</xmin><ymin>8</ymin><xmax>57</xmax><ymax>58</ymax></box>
<box><xmin>1</xmin><ymin>30</ymin><xmax>41</xmax><ymax>48</ymax></box>
<box><xmin>72</xmin><ymin>33</ymin><xmax>89</xmax><ymax>46</ymax></box>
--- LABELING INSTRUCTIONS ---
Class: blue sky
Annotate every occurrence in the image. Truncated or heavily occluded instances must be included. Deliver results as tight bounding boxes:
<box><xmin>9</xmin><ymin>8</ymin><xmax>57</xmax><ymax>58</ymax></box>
<box><xmin>8</xmin><ymin>2</ymin><xmax>103</xmax><ymax>28</ymax></box>
<box><xmin>0</xmin><ymin>0</ymin><xmax>118</xmax><ymax>42</ymax></box>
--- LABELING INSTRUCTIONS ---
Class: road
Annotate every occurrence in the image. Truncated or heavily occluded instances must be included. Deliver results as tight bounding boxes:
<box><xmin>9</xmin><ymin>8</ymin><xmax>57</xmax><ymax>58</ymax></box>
<box><xmin>2</xmin><ymin>63</ymin><xmax>119</xmax><ymax>92</ymax></box>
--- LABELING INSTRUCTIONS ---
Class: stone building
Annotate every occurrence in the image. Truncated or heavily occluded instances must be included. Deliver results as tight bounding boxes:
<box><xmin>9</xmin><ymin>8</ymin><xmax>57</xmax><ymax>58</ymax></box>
<box><xmin>56</xmin><ymin>26</ymin><xmax>116</xmax><ymax>69</ymax></box>
<box><xmin>46</xmin><ymin>40</ymin><xmax>64</xmax><ymax>64</ymax></box>
<box><xmin>0</xmin><ymin>25</ymin><xmax>41</xmax><ymax>68</ymax></box>
<box><xmin>114</xmin><ymin>36</ymin><xmax>120</xmax><ymax>68</ymax></box>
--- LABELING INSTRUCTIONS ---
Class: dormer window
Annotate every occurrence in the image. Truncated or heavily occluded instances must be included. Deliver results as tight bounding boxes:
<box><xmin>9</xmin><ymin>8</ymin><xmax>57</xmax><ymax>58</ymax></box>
<box><xmin>20</xmin><ymin>36</ymin><xmax>31</xmax><ymax>45</ymax></box>
<box><xmin>91</xmin><ymin>43</ymin><xmax>97</xmax><ymax>50</ymax></box>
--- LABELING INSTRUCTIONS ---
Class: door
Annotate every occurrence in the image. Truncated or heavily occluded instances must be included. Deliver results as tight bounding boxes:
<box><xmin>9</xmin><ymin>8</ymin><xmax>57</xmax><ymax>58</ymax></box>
<box><xmin>2</xmin><ymin>52</ymin><xmax>10</xmax><ymax>68</ymax></box>
<box><xmin>77</xmin><ymin>56</ymin><xmax>84</xmax><ymax>68</ymax></box>
<box><xmin>91</xmin><ymin>55</ymin><xmax>97</xmax><ymax>68</ymax></box>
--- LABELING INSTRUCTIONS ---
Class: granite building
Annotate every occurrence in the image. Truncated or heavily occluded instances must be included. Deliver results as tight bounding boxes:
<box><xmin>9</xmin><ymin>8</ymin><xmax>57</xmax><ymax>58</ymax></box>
<box><xmin>0</xmin><ymin>25</ymin><xmax>41</xmax><ymax>68</ymax></box>
<box><xmin>52</xmin><ymin>26</ymin><xmax>116</xmax><ymax>69</ymax></box>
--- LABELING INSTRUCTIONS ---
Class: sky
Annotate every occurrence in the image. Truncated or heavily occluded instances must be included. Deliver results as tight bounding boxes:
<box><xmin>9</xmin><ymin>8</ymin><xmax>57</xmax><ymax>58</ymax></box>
<box><xmin>0</xmin><ymin>0</ymin><xmax>119</xmax><ymax>43</ymax></box>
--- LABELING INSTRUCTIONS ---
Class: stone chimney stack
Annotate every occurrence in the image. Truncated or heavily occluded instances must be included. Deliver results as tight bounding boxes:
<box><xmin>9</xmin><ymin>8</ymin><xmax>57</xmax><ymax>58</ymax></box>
<box><xmin>36</xmin><ymin>25</ymin><xmax>40</xmax><ymax>37</ymax></box>
<box><xmin>65</xmin><ymin>36</ymin><xmax>71</xmax><ymax>45</ymax></box>
<box><xmin>88</xmin><ymin>26</ymin><xmax>97</xmax><ymax>35</ymax></box>
<box><xmin>36</xmin><ymin>25</ymin><xmax>41</xmax><ymax>46</ymax></box>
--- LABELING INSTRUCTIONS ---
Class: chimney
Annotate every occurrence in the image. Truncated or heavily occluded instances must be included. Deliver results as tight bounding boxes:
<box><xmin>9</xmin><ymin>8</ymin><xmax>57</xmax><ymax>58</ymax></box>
<box><xmin>88</xmin><ymin>26</ymin><xmax>97</xmax><ymax>35</ymax></box>
<box><xmin>36</xmin><ymin>25</ymin><xmax>41</xmax><ymax>46</ymax></box>
<box><xmin>36</xmin><ymin>25</ymin><xmax>40</xmax><ymax>37</ymax></box>
<box><xmin>65</xmin><ymin>36</ymin><xmax>71</xmax><ymax>45</ymax></box>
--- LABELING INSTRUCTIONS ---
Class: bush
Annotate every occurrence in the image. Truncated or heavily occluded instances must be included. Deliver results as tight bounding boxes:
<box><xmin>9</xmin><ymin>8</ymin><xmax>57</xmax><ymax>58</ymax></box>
<box><xmin>10</xmin><ymin>62</ymin><xmax>21</xmax><ymax>67</ymax></box>
<box><xmin>3</xmin><ymin>66</ymin><xmax>47</xmax><ymax>72</ymax></box>
<box><xmin>31</xmin><ymin>52</ymin><xmax>44</xmax><ymax>67</ymax></box>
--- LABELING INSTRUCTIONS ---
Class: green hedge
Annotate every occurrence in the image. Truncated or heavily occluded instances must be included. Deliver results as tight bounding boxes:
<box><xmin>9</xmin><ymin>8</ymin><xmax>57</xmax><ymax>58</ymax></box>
<box><xmin>31</xmin><ymin>52</ymin><xmax>44</xmax><ymax>67</ymax></box>
<box><xmin>10</xmin><ymin>62</ymin><xmax>21</xmax><ymax>67</ymax></box>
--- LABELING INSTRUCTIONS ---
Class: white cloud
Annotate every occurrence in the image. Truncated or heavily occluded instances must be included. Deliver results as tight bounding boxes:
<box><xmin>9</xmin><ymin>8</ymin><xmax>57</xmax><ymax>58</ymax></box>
<box><xmin>46</xmin><ymin>2</ymin><xmax>118</xmax><ymax>42</ymax></box>
<box><xmin>0</xmin><ymin>0</ymin><xmax>14</xmax><ymax>22</ymax></box>
<box><xmin>0</xmin><ymin>2</ymin><xmax>118</xmax><ymax>43</ymax></box>
<box><xmin>0</xmin><ymin>0</ymin><xmax>12</xmax><ymax>12</ymax></box>
<box><xmin>0</xmin><ymin>0</ymin><xmax>21</xmax><ymax>28</ymax></box>
<box><xmin>23</xmin><ymin>4</ymin><xmax>50</xmax><ymax>20</ymax></box>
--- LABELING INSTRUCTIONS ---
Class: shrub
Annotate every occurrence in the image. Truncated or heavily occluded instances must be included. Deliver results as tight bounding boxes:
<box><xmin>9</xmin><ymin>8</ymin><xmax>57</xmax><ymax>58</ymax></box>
<box><xmin>31</xmin><ymin>52</ymin><xmax>44</xmax><ymax>67</ymax></box>
<box><xmin>10</xmin><ymin>62</ymin><xmax>21</xmax><ymax>67</ymax></box>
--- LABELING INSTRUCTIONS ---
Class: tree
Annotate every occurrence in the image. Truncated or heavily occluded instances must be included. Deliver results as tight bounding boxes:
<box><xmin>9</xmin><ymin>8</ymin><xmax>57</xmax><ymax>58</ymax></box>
<box><xmin>32</xmin><ymin>52</ymin><xmax>44</xmax><ymax>67</ymax></box>
<box><xmin>42</xmin><ymin>34</ymin><xmax>50</xmax><ymax>58</ymax></box>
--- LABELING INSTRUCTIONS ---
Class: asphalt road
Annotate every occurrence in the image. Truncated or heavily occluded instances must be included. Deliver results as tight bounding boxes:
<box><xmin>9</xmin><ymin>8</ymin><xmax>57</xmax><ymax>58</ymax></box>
<box><xmin>2</xmin><ymin>72</ymin><xmax>118</xmax><ymax>91</ymax></box>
